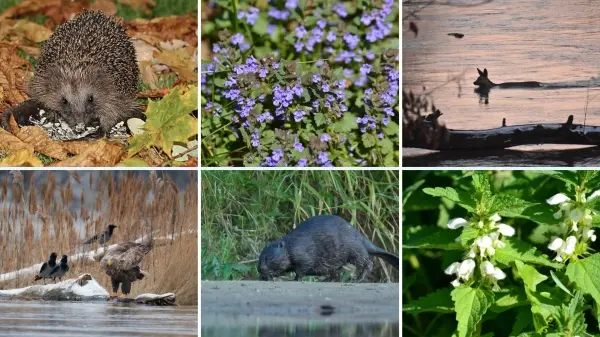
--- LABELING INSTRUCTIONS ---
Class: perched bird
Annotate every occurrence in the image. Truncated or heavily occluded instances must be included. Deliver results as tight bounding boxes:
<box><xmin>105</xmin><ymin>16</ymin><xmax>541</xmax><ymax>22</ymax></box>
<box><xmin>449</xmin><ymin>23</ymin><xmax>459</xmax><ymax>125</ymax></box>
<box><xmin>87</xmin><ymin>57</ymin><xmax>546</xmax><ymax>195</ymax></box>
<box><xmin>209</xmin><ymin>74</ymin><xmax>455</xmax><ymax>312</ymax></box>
<box><xmin>49</xmin><ymin>255</ymin><xmax>69</xmax><ymax>282</ymax></box>
<box><xmin>34</xmin><ymin>252</ymin><xmax>57</xmax><ymax>284</ymax></box>
<box><xmin>83</xmin><ymin>224</ymin><xmax>117</xmax><ymax>245</ymax></box>
<box><xmin>100</xmin><ymin>238</ymin><xmax>152</xmax><ymax>298</ymax></box>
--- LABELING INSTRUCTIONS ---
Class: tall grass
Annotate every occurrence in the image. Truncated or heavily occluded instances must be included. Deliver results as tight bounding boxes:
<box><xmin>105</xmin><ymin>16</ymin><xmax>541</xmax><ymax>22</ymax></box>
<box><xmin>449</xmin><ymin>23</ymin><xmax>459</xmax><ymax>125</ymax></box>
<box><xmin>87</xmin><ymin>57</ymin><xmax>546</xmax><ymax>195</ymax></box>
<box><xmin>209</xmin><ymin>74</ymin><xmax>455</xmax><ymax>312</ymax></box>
<box><xmin>0</xmin><ymin>170</ymin><xmax>198</xmax><ymax>305</ymax></box>
<box><xmin>201</xmin><ymin>170</ymin><xmax>399</xmax><ymax>282</ymax></box>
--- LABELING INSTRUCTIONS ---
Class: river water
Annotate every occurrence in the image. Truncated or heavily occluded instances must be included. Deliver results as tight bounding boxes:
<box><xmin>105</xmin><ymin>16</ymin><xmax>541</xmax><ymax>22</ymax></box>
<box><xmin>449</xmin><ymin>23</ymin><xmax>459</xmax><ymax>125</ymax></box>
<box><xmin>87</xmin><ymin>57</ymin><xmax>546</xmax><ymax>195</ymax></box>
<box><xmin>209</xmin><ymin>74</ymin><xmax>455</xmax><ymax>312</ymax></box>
<box><xmin>0</xmin><ymin>301</ymin><xmax>198</xmax><ymax>336</ymax></box>
<box><xmin>403</xmin><ymin>0</ymin><xmax>600</xmax><ymax>160</ymax></box>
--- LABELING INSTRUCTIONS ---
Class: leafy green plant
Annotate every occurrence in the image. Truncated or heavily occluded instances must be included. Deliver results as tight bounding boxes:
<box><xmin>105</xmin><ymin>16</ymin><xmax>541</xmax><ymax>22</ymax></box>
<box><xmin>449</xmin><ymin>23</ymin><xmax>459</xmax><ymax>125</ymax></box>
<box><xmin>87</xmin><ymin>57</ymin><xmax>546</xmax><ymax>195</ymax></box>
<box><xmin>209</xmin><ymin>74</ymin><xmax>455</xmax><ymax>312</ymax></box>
<box><xmin>403</xmin><ymin>170</ymin><xmax>600</xmax><ymax>337</ymax></box>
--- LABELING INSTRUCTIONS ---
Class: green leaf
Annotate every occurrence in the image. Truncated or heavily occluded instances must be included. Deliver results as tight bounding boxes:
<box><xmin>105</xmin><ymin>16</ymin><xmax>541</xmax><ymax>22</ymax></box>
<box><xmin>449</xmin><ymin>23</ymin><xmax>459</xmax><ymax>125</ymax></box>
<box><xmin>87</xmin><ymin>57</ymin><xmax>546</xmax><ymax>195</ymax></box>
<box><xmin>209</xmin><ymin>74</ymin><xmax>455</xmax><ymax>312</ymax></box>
<box><xmin>489</xmin><ymin>286</ymin><xmax>528</xmax><ymax>313</ymax></box>
<box><xmin>488</xmin><ymin>194</ymin><xmax>535</xmax><ymax>216</ymax></box>
<box><xmin>515</xmin><ymin>261</ymin><xmax>548</xmax><ymax>292</ymax></box>
<box><xmin>379</xmin><ymin>137</ymin><xmax>394</xmax><ymax>154</ymax></box>
<box><xmin>403</xmin><ymin>288</ymin><xmax>454</xmax><ymax>314</ymax></box>
<box><xmin>566</xmin><ymin>253</ymin><xmax>600</xmax><ymax>305</ymax></box>
<box><xmin>128</xmin><ymin>85</ymin><xmax>198</xmax><ymax>158</ymax></box>
<box><xmin>403</xmin><ymin>226</ymin><xmax>462</xmax><ymax>250</ymax></box>
<box><xmin>422</xmin><ymin>187</ymin><xmax>476</xmax><ymax>212</ymax></box>
<box><xmin>314</xmin><ymin>113</ymin><xmax>326</xmax><ymax>127</ymax></box>
<box><xmin>403</xmin><ymin>179</ymin><xmax>425</xmax><ymax>206</ymax></box>
<box><xmin>361</xmin><ymin>133</ymin><xmax>377</xmax><ymax>148</ymax></box>
<box><xmin>330</xmin><ymin>112</ymin><xmax>357</xmax><ymax>133</ymax></box>
<box><xmin>511</xmin><ymin>307</ymin><xmax>533</xmax><ymax>335</ymax></box>
<box><xmin>472</xmin><ymin>173</ymin><xmax>491</xmax><ymax>196</ymax></box>
<box><xmin>550</xmin><ymin>270</ymin><xmax>572</xmax><ymax>296</ymax></box>
<box><xmin>535</xmin><ymin>170</ymin><xmax>579</xmax><ymax>187</ymax></box>
<box><xmin>495</xmin><ymin>238</ymin><xmax>563</xmax><ymax>269</ymax></box>
<box><xmin>451</xmin><ymin>286</ymin><xmax>494</xmax><ymax>337</ymax></box>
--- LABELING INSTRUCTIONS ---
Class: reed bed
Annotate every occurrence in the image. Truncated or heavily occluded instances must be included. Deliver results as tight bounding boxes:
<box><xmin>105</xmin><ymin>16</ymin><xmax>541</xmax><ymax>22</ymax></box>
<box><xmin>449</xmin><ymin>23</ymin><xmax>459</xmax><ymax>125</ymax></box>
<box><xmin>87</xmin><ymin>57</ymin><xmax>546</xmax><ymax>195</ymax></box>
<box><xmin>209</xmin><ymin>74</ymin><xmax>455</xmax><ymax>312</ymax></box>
<box><xmin>0</xmin><ymin>170</ymin><xmax>198</xmax><ymax>305</ymax></box>
<box><xmin>201</xmin><ymin>170</ymin><xmax>399</xmax><ymax>282</ymax></box>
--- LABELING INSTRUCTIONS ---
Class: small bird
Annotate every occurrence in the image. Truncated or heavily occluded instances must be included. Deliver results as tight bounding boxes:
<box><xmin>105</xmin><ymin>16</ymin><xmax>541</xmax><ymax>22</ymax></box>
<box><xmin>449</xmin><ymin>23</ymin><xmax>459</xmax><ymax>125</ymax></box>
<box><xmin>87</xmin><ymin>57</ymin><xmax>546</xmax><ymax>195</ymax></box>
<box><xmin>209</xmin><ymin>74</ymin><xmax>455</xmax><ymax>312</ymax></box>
<box><xmin>49</xmin><ymin>255</ymin><xmax>69</xmax><ymax>282</ymax></box>
<box><xmin>83</xmin><ymin>224</ymin><xmax>117</xmax><ymax>245</ymax></box>
<box><xmin>34</xmin><ymin>252</ymin><xmax>57</xmax><ymax>284</ymax></box>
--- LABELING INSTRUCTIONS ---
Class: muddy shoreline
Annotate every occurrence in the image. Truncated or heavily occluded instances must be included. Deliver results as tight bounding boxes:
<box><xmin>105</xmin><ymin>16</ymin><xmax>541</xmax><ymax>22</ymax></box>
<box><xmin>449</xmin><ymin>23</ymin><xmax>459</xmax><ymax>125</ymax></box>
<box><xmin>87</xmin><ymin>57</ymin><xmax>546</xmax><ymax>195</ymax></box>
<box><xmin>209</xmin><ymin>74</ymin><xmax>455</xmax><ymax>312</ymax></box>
<box><xmin>201</xmin><ymin>280</ymin><xmax>399</xmax><ymax>326</ymax></box>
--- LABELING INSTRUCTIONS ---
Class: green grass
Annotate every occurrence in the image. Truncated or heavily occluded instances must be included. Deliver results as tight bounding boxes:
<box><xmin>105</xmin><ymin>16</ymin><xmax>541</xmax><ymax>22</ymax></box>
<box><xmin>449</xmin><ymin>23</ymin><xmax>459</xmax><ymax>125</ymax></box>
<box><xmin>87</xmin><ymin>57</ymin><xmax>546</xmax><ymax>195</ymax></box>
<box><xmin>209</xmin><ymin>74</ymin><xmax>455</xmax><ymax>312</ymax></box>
<box><xmin>0</xmin><ymin>0</ymin><xmax>197</xmax><ymax>19</ymax></box>
<box><xmin>201</xmin><ymin>170</ymin><xmax>400</xmax><ymax>282</ymax></box>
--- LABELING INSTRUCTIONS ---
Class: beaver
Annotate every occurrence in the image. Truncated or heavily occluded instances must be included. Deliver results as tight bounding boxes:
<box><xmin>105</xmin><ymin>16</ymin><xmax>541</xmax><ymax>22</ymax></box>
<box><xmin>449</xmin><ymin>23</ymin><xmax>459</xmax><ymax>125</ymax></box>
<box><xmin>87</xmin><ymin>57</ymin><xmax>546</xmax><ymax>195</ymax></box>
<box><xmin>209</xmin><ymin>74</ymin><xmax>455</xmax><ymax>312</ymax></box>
<box><xmin>258</xmin><ymin>214</ymin><xmax>399</xmax><ymax>282</ymax></box>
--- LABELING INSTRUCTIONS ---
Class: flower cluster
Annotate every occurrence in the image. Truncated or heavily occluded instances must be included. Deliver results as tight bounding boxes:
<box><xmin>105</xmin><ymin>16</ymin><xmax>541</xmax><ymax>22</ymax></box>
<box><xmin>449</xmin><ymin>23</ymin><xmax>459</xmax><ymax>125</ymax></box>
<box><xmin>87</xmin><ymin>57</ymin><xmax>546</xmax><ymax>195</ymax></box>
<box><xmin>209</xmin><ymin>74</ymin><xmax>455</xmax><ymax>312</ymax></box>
<box><xmin>444</xmin><ymin>213</ymin><xmax>514</xmax><ymax>290</ymax></box>
<box><xmin>546</xmin><ymin>191</ymin><xmax>599</xmax><ymax>262</ymax></box>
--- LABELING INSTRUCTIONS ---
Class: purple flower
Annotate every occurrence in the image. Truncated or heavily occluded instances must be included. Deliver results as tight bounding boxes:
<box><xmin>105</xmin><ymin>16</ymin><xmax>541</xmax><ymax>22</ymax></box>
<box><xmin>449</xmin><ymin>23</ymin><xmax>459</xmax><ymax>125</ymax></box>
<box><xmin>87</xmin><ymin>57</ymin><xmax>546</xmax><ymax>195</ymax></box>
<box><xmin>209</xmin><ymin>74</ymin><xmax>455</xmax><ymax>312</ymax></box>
<box><xmin>296</xmin><ymin>25</ymin><xmax>307</xmax><ymax>38</ymax></box>
<box><xmin>240</xmin><ymin>42</ymin><xmax>250</xmax><ymax>51</ymax></box>
<box><xmin>285</xmin><ymin>0</ymin><xmax>297</xmax><ymax>9</ymax></box>
<box><xmin>313</xmin><ymin>74</ymin><xmax>321</xmax><ymax>83</ymax></box>
<box><xmin>273</xmin><ymin>62</ymin><xmax>280</xmax><ymax>70</ymax></box>
<box><xmin>355</xmin><ymin>76</ymin><xmax>367</xmax><ymax>87</ymax></box>
<box><xmin>322</xmin><ymin>82</ymin><xmax>330</xmax><ymax>92</ymax></box>
<box><xmin>361</xmin><ymin>13</ymin><xmax>374</xmax><ymax>26</ymax></box>
<box><xmin>378</xmin><ymin>133</ymin><xmax>384</xmax><ymax>139</ymax></box>
<box><xmin>365</xmin><ymin>88</ymin><xmax>374</xmax><ymax>96</ymax></box>
<box><xmin>212</xmin><ymin>44</ymin><xmax>222</xmax><ymax>53</ymax></box>
<box><xmin>317</xmin><ymin>19</ymin><xmax>327</xmax><ymax>29</ymax></box>
<box><xmin>259</xmin><ymin>67</ymin><xmax>268</xmax><ymax>78</ymax></box>
<box><xmin>332</xmin><ymin>3</ymin><xmax>347</xmax><ymax>17</ymax></box>
<box><xmin>264</xmin><ymin>149</ymin><xmax>284</xmax><ymax>166</ymax></box>
<box><xmin>295</xmin><ymin>41</ymin><xmax>304</xmax><ymax>52</ymax></box>
<box><xmin>251</xmin><ymin>130</ymin><xmax>260</xmax><ymax>147</ymax></box>
<box><xmin>267</xmin><ymin>24</ymin><xmax>276</xmax><ymax>35</ymax></box>
<box><xmin>293</xmin><ymin>141</ymin><xmax>305</xmax><ymax>152</ymax></box>
<box><xmin>231</xmin><ymin>33</ymin><xmax>245</xmax><ymax>45</ymax></box>
<box><xmin>293</xmin><ymin>109</ymin><xmax>305</xmax><ymax>122</ymax></box>
<box><xmin>320</xmin><ymin>133</ymin><xmax>331</xmax><ymax>142</ymax></box>
<box><xmin>343</xmin><ymin>33</ymin><xmax>359</xmax><ymax>50</ymax></box>
<box><xmin>365</xmin><ymin>51</ymin><xmax>375</xmax><ymax>61</ymax></box>
<box><xmin>317</xmin><ymin>152</ymin><xmax>330</xmax><ymax>165</ymax></box>
<box><xmin>326</xmin><ymin>31</ymin><xmax>337</xmax><ymax>42</ymax></box>
<box><xmin>268</xmin><ymin>8</ymin><xmax>290</xmax><ymax>20</ymax></box>
<box><xmin>297</xmin><ymin>158</ymin><xmax>308</xmax><ymax>166</ymax></box>
<box><xmin>360</xmin><ymin>64</ymin><xmax>372</xmax><ymax>75</ymax></box>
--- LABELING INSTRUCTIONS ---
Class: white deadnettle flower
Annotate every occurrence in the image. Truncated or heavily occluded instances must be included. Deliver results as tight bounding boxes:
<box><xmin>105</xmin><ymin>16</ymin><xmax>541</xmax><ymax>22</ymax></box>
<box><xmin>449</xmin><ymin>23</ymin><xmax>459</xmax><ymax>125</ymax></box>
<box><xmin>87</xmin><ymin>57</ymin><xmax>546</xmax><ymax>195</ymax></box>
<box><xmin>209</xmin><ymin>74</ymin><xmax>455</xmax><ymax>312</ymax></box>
<box><xmin>496</xmin><ymin>223</ymin><xmax>515</xmax><ymax>237</ymax></box>
<box><xmin>588</xmin><ymin>190</ymin><xmax>600</xmax><ymax>201</ymax></box>
<box><xmin>446</xmin><ymin>259</ymin><xmax>476</xmax><ymax>287</ymax></box>
<box><xmin>547</xmin><ymin>193</ymin><xmax>571</xmax><ymax>205</ymax></box>
<box><xmin>584</xmin><ymin>229</ymin><xmax>597</xmax><ymax>242</ymax></box>
<box><xmin>571</xmin><ymin>221</ymin><xmax>578</xmax><ymax>232</ymax></box>
<box><xmin>477</xmin><ymin>220</ymin><xmax>484</xmax><ymax>228</ymax></box>
<box><xmin>553</xmin><ymin>210</ymin><xmax>563</xmax><ymax>220</ymax></box>
<box><xmin>569</xmin><ymin>208</ymin><xmax>584</xmax><ymax>223</ymax></box>
<box><xmin>488</xmin><ymin>232</ymin><xmax>506</xmax><ymax>249</ymax></box>
<box><xmin>564</xmin><ymin>236</ymin><xmax>577</xmax><ymax>255</ymax></box>
<box><xmin>480</xmin><ymin>260</ymin><xmax>495</xmax><ymax>276</ymax></box>
<box><xmin>448</xmin><ymin>218</ymin><xmax>468</xmax><ymax>230</ymax></box>
<box><xmin>473</xmin><ymin>235</ymin><xmax>495</xmax><ymax>257</ymax></box>
<box><xmin>489</xmin><ymin>213</ymin><xmax>501</xmax><ymax>223</ymax></box>
<box><xmin>548</xmin><ymin>237</ymin><xmax>564</xmax><ymax>251</ymax></box>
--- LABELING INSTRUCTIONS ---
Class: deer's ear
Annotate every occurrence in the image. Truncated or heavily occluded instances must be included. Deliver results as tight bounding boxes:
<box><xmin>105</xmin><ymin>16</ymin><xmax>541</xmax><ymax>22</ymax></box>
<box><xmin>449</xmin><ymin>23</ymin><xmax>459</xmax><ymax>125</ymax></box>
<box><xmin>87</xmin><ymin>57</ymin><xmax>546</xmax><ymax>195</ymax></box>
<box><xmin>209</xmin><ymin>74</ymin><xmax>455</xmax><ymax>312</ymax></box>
<box><xmin>477</xmin><ymin>68</ymin><xmax>483</xmax><ymax>75</ymax></box>
<box><xmin>483</xmin><ymin>68</ymin><xmax>488</xmax><ymax>76</ymax></box>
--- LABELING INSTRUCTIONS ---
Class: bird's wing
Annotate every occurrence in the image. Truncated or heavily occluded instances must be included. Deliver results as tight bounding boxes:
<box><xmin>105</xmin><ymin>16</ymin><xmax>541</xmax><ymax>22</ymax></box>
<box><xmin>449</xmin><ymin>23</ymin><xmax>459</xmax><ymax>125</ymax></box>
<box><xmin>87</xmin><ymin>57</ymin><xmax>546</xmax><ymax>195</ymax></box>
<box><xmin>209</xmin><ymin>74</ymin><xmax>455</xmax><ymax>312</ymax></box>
<box><xmin>101</xmin><ymin>242</ymin><xmax>150</xmax><ymax>272</ymax></box>
<box><xmin>38</xmin><ymin>262</ymin><xmax>47</xmax><ymax>274</ymax></box>
<box><xmin>83</xmin><ymin>233</ymin><xmax>98</xmax><ymax>244</ymax></box>
<box><xmin>49</xmin><ymin>264</ymin><xmax>60</xmax><ymax>276</ymax></box>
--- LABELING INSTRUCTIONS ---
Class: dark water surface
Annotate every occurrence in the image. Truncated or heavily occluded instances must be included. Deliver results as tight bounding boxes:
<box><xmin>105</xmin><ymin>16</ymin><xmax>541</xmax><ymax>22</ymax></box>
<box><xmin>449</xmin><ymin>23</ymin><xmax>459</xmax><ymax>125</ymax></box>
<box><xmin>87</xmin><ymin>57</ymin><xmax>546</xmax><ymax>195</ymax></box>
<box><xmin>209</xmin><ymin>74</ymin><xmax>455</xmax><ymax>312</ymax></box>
<box><xmin>403</xmin><ymin>0</ymin><xmax>600</xmax><ymax>161</ymax></box>
<box><xmin>0</xmin><ymin>301</ymin><xmax>198</xmax><ymax>336</ymax></box>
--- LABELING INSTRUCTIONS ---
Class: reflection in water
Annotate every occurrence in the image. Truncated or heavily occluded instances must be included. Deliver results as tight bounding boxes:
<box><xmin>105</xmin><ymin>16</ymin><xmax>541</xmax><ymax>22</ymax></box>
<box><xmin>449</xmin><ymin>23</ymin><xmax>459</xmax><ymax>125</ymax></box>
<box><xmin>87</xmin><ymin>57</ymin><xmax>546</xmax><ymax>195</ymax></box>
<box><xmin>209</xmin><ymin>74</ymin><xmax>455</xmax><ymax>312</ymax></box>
<box><xmin>0</xmin><ymin>300</ymin><xmax>198</xmax><ymax>336</ymax></box>
<box><xmin>202</xmin><ymin>322</ymin><xmax>399</xmax><ymax>337</ymax></box>
<box><xmin>403</xmin><ymin>0</ymin><xmax>600</xmax><ymax>159</ymax></box>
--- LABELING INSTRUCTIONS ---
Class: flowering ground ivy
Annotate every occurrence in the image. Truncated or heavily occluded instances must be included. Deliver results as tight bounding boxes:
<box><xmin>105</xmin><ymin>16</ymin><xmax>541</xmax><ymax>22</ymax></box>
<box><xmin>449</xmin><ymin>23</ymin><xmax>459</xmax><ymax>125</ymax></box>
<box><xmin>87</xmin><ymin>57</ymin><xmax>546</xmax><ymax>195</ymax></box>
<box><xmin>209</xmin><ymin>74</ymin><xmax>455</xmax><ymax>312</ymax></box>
<box><xmin>201</xmin><ymin>0</ymin><xmax>399</xmax><ymax>166</ymax></box>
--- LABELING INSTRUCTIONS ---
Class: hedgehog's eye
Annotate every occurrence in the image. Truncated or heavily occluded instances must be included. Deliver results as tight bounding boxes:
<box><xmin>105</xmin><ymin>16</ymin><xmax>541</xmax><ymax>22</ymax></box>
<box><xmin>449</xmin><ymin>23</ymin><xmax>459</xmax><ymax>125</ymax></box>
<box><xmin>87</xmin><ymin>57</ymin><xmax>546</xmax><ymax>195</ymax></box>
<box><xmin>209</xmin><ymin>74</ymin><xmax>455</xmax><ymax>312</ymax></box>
<box><xmin>88</xmin><ymin>95</ymin><xmax>93</xmax><ymax>103</ymax></box>
<box><xmin>61</xmin><ymin>97</ymin><xmax>68</xmax><ymax>105</ymax></box>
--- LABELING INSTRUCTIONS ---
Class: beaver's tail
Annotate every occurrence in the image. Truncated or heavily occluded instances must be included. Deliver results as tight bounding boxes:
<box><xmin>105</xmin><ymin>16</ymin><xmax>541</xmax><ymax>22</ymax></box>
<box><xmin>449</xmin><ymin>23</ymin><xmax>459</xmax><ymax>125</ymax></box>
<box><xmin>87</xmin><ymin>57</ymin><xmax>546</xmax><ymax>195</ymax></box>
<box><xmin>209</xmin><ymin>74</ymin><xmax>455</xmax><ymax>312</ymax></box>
<box><xmin>364</xmin><ymin>241</ymin><xmax>399</xmax><ymax>269</ymax></box>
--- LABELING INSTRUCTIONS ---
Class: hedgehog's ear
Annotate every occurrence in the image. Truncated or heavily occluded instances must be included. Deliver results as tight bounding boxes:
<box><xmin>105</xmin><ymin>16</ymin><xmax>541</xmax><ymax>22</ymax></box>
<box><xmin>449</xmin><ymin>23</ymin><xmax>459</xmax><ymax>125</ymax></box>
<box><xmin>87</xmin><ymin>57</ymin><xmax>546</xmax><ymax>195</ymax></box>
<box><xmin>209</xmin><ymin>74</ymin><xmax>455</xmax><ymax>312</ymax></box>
<box><xmin>477</xmin><ymin>68</ymin><xmax>483</xmax><ymax>75</ymax></box>
<box><xmin>483</xmin><ymin>68</ymin><xmax>488</xmax><ymax>76</ymax></box>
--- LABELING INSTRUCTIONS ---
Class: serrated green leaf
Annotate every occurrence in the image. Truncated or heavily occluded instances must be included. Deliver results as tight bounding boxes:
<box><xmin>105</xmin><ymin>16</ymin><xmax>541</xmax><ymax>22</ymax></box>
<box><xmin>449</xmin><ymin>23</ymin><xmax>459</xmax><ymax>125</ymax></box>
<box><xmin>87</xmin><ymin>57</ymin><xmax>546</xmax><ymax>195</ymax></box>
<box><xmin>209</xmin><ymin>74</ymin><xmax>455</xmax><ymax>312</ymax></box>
<box><xmin>535</xmin><ymin>171</ymin><xmax>579</xmax><ymax>187</ymax></box>
<box><xmin>461</xmin><ymin>227</ymin><xmax>479</xmax><ymax>246</ymax></box>
<box><xmin>550</xmin><ymin>270</ymin><xmax>572</xmax><ymax>296</ymax></box>
<box><xmin>488</xmin><ymin>194</ymin><xmax>534</xmax><ymax>216</ymax></box>
<box><xmin>451</xmin><ymin>286</ymin><xmax>494</xmax><ymax>337</ymax></box>
<box><xmin>403</xmin><ymin>226</ymin><xmax>462</xmax><ymax>250</ymax></box>
<box><xmin>379</xmin><ymin>137</ymin><xmax>394</xmax><ymax>154</ymax></box>
<box><xmin>495</xmin><ymin>238</ymin><xmax>563</xmax><ymax>269</ymax></box>
<box><xmin>403</xmin><ymin>288</ymin><xmax>454</xmax><ymax>314</ymax></box>
<box><xmin>511</xmin><ymin>307</ymin><xmax>533</xmax><ymax>335</ymax></box>
<box><xmin>362</xmin><ymin>133</ymin><xmax>377</xmax><ymax>148</ymax></box>
<box><xmin>515</xmin><ymin>261</ymin><xmax>548</xmax><ymax>292</ymax></box>
<box><xmin>314</xmin><ymin>113</ymin><xmax>326</xmax><ymax>127</ymax></box>
<box><xmin>422</xmin><ymin>187</ymin><xmax>476</xmax><ymax>212</ymax></box>
<box><xmin>566</xmin><ymin>253</ymin><xmax>600</xmax><ymax>305</ymax></box>
<box><xmin>489</xmin><ymin>286</ymin><xmax>528</xmax><ymax>314</ymax></box>
<box><xmin>472</xmin><ymin>173</ymin><xmax>491</xmax><ymax>195</ymax></box>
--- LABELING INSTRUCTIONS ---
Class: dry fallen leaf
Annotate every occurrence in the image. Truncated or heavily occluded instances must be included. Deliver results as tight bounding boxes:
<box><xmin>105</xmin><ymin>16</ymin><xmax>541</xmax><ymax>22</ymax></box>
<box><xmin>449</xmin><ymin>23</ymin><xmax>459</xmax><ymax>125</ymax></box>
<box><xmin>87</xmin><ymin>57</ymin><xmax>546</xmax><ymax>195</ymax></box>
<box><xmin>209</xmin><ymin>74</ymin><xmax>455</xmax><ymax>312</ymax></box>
<box><xmin>153</xmin><ymin>48</ymin><xmax>197</xmax><ymax>82</ymax></box>
<box><xmin>0</xmin><ymin>148</ymin><xmax>43</xmax><ymax>167</ymax></box>
<box><xmin>13</xmin><ymin>20</ymin><xmax>52</xmax><ymax>43</ymax></box>
<box><xmin>89</xmin><ymin>0</ymin><xmax>117</xmax><ymax>14</ymax></box>
<box><xmin>117</xmin><ymin>0</ymin><xmax>156</xmax><ymax>16</ymax></box>
<box><xmin>139</xmin><ymin>60</ymin><xmax>158</xmax><ymax>89</ymax></box>
<box><xmin>16</xmin><ymin>126</ymin><xmax>69</xmax><ymax>160</ymax></box>
<box><xmin>0</xmin><ymin>127</ymin><xmax>34</xmax><ymax>153</ymax></box>
<box><xmin>127</xmin><ymin>15</ymin><xmax>197</xmax><ymax>47</ymax></box>
<box><xmin>51</xmin><ymin>139</ymin><xmax>123</xmax><ymax>166</ymax></box>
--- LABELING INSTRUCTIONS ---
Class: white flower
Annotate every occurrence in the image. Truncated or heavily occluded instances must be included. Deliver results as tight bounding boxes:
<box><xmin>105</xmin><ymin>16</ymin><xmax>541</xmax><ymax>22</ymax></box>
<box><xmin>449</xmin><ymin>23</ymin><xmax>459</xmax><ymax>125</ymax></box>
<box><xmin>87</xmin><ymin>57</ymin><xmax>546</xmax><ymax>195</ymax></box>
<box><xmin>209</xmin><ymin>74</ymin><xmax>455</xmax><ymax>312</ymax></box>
<box><xmin>497</xmin><ymin>224</ymin><xmax>515</xmax><ymax>237</ymax></box>
<box><xmin>445</xmin><ymin>262</ymin><xmax>460</xmax><ymax>275</ymax></box>
<box><xmin>458</xmin><ymin>259</ymin><xmax>476</xmax><ymax>281</ymax></box>
<box><xmin>492</xmin><ymin>267</ymin><xmax>506</xmax><ymax>280</ymax></box>
<box><xmin>547</xmin><ymin>193</ymin><xmax>570</xmax><ymax>205</ymax></box>
<box><xmin>480</xmin><ymin>261</ymin><xmax>495</xmax><ymax>276</ymax></box>
<box><xmin>451</xmin><ymin>279</ymin><xmax>461</xmax><ymax>287</ymax></box>
<box><xmin>548</xmin><ymin>237</ymin><xmax>564</xmax><ymax>251</ymax></box>
<box><xmin>572</xmin><ymin>221</ymin><xmax>578</xmax><ymax>232</ymax></box>
<box><xmin>563</xmin><ymin>236</ymin><xmax>577</xmax><ymax>255</ymax></box>
<box><xmin>467</xmin><ymin>249</ymin><xmax>476</xmax><ymax>258</ymax></box>
<box><xmin>584</xmin><ymin>229</ymin><xmax>597</xmax><ymax>242</ymax></box>
<box><xmin>477</xmin><ymin>221</ymin><xmax>484</xmax><ymax>228</ymax></box>
<box><xmin>489</xmin><ymin>213</ymin><xmax>501</xmax><ymax>222</ymax></box>
<box><xmin>448</xmin><ymin>218</ymin><xmax>468</xmax><ymax>230</ymax></box>
<box><xmin>553</xmin><ymin>210</ymin><xmax>563</xmax><ymax>219</ymax></box>
<box><xmin>570</xmin><ymin>208</ymin><xmax>584</xmax><ymax>223</ymax></box>
<box><xmin>588</xmin><ymin>190</ymin><xmax>600</xmax><ymax>201</ymax></box>
<box><xmin>474</xmin><ymin>235</ymin><xmax>494</xmax><ymax>257</ymax></box>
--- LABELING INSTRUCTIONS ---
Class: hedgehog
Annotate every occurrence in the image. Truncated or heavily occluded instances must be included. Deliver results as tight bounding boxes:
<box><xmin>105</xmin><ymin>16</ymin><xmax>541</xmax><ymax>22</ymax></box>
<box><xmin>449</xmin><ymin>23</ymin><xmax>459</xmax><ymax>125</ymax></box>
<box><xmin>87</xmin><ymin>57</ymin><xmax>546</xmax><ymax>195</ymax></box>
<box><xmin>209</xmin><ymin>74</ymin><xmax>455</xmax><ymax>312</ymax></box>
<box><xmin>28</xmin><ymin>10</ymin><xmax>140</xmax><ymax>134</ymax></box>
